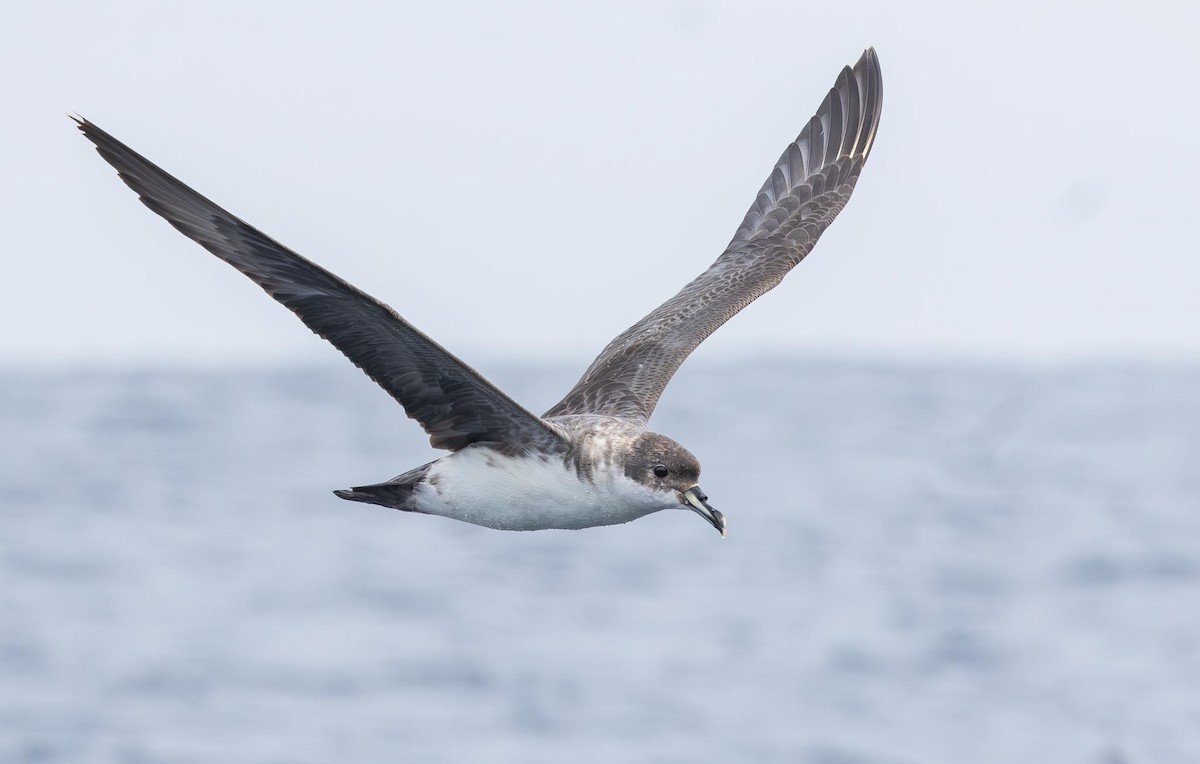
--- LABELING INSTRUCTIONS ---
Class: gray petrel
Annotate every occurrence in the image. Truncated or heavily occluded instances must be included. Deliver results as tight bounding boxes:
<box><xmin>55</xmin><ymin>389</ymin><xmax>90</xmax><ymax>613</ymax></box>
<box><xmin>76</xmin><ymin>48</ymin><xmax>883</xmax><ymax>537</ymax></box>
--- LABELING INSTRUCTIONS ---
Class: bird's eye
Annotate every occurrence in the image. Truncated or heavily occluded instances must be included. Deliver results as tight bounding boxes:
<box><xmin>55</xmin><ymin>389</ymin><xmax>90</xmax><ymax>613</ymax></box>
<box><xmin>653</xmin><ymin>465</ymin><xmax>669</xmax><ymax>478</ymax></box>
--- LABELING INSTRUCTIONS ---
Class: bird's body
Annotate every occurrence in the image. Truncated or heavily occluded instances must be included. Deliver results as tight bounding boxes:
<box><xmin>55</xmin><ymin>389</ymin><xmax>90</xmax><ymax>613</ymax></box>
<box><xmin>77</xmin><ymin>49</ymin><xmax>883</xmax><ymax>537</ymax></box>
<box><xmin>339</xmin><ymin>416</ymin><xmax>698</xmax><ymax>531</ymax></box>
<box><xmin>411</xmin><ymin>437</ymin><xmax>663</xmax><ymax>532</ymax></box>
<box><xmin>416</xmin><ymin>448</ymin><xmax>641</xmax><ymax>532</ymax></box>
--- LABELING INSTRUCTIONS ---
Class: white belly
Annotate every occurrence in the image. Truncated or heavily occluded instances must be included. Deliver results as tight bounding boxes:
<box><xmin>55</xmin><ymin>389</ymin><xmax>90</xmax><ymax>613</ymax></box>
<box><xmin>411</xmin><ymin>448</ymin><xmax>670</xmax><ymax>531</ymax></box>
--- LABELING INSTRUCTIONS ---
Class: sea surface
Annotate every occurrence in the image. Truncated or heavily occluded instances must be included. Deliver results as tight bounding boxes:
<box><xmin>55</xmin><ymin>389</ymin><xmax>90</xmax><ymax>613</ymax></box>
<box><xmin>2</xmin><ymin>358</ymin><xmax>1198</xmax><ymax>763</ymax></box>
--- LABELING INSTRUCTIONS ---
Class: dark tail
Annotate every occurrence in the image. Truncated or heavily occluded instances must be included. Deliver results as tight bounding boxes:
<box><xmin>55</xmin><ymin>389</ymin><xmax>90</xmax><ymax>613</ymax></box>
<box><xmin>333</xmin><ymin>463</ymin><xmax>433</xmax><ymax>512</ymax></box>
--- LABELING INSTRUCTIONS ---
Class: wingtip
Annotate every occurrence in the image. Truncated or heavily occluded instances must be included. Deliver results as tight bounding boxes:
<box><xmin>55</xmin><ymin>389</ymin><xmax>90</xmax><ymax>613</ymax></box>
<box><xmin>850</xmin><ymin>46</ymin><xmax>883</xmax><ymax>161</ymax></box>
<box><xmin>71</xmin><ymin>114</ymin><xmax>103</xmax><ymax>142</ymax></box>
<box><xmin>854</xmin><ymin>47</ymin><xmax>882</xmax><ymax>82</ymax></box>
<box><xmin>856</xmin><ymin>47</ymin><xmax>882</xmax><ymax>82</ymax></box>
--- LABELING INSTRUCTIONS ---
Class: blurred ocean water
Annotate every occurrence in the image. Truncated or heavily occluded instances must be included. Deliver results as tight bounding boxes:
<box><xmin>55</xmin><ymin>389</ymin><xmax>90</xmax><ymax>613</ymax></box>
<box><xmin>2</xmin><ymin>358</ymin><xmax>1198</xmax><ymax>763</ymax></box>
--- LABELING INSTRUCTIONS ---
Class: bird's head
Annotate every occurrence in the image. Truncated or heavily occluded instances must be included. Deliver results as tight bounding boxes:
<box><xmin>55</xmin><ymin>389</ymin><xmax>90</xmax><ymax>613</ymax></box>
<box><xmin>624</xmin><ymin>431</ymin><xmax>725</xmax><ymax>537</ymax></box>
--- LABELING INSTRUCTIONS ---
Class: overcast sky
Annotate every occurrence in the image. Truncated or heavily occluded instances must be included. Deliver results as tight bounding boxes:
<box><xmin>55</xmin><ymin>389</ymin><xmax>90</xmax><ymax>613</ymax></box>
<box><xmin>3</xmin><ymin>1</ymin><xmax>1197</xmax><ymax>369</ymax></box>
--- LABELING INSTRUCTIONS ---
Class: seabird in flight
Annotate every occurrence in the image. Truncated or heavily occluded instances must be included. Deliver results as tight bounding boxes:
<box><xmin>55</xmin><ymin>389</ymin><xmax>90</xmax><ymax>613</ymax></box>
<box><xmin>76</xmin><ymin>48</ymin><xmax>883</xmax><ymax>537</ymax></box>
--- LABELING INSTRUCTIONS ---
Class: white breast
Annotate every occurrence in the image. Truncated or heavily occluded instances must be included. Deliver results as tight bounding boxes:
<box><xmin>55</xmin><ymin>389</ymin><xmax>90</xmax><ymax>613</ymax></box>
<box><xmin>411</xmin><ymin>448</ymin><xmax>672</xmax><ymax>531</ymax></box>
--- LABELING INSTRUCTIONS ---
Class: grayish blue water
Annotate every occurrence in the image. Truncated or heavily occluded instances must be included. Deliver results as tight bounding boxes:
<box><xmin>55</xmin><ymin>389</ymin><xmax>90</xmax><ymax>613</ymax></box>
<box><xmin>3</xmin><ymin>359</ymin><xmax>1198</xmax><ymax>763</ymax></box>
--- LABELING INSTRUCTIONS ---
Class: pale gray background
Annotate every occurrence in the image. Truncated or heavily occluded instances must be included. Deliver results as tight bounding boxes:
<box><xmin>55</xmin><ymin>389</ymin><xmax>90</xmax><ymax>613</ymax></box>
<box><xmin>3</xmin><ymin>0</ymin><xmax>1197</xmax><ymax>368</ymax></box>
<box><xmin>4</xmin><ymin>4</ymin><xmax>1200</xmax><ymax>763</ymax></box>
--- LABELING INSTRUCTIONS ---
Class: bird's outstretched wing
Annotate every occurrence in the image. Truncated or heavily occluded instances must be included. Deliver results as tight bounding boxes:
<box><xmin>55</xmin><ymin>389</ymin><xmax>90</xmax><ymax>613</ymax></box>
<box><xmin>76</xmin><ymin>118</ymin><xmax>564</xmax><ymax>454</ymax></box>
<box><xmin>545</xmin><ymin>48</ymin><xmax>882</xmax><ymax>422</ymax></box>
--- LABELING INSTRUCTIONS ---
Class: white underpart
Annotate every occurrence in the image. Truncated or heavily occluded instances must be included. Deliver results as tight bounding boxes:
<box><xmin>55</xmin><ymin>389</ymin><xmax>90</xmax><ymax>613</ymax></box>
<box><xmin>411</xmin><ymin>448</ymin><xmax>677</xmax><ymax>531</ymax></box>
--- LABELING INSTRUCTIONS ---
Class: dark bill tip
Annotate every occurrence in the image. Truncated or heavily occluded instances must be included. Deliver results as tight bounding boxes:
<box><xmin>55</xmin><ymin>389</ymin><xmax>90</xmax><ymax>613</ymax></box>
<box><xmin>682</xmin><ymin>486</ymin><xmax>726</xmax><ymax>538</ymax></box>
